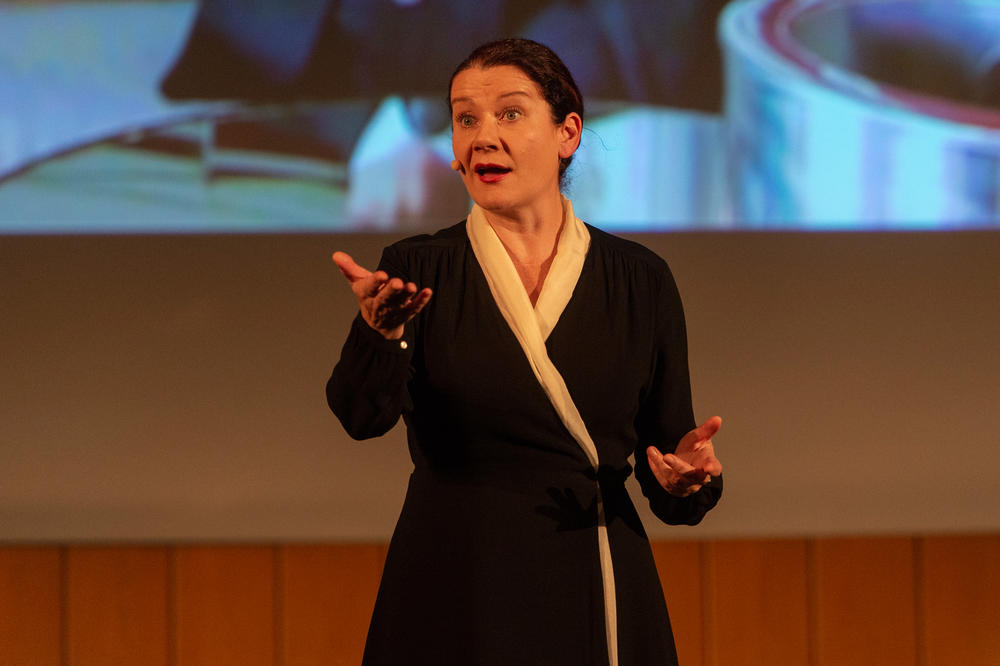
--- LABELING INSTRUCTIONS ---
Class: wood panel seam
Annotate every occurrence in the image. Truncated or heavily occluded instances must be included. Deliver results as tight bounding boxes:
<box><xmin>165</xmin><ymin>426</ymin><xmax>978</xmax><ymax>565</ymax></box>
<box><xmin>166</xmin><ymin>546</ymin><xmax>177</xmax><ymax>666</ymax></box>
<box><xmin>700</xmin><ymin>540</ymin><xmax>714</xmax><ymax>666</ymax></box>
<box><xmin>274</xmin><ymin>545</ymin><xmax>285</xmax><ymax>666</ymax></box>
<box><xmin>805</xmin><ymin>539</ymin><xmax>818</xmax><ymax>666</ymax></box>
<box><xmin>913</xmin><ymin>537</ymin><xmax>926</xmax><ymax>666</ymax></box>
<box><xmin>59</xmin><ymin>546</ymin><xmax>69</xmax><ymax>666</ymax></box>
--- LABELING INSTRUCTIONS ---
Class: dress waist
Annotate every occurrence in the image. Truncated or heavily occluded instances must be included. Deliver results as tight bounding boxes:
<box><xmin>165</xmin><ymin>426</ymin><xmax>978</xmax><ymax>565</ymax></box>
<box><xmin>410</xmin><ymin>459</ymin><xmax>634</xmax><ymax>501</ymax></box>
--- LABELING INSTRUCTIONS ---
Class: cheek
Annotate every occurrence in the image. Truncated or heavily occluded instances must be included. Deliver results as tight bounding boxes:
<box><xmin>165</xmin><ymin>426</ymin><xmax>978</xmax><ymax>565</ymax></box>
<box><xmin>452</xmin><ymin>124</ymin><xmax>469</xmax><ymax>148</ymax></box>
<box><xmin>520</xmin><ymin>134</ymin><xmax>561</xmax><ymax>167</ymax></box>
<box><xmin>515</xmin><ymin>132</ymin><xmax>542</xmax><ymax>154</ymax></box>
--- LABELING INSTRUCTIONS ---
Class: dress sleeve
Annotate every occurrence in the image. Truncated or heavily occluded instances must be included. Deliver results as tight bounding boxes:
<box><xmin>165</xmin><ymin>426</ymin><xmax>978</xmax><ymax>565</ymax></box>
<box><xmin>325</xmin><ymin>246</ymin><xmax>415</xmax><ymax>440</ymax></box>
<box><xmin>632</xmin><ymin>262</ymin><xmax>722</xmax><ymax>526</ymax></box>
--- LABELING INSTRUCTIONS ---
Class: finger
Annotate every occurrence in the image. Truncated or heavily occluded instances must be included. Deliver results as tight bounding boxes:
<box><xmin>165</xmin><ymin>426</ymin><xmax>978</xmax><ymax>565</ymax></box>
<box><xmin>354</xmin><ymin>271</ymin><xmax>390</xmax><ymax>299</ymax></box>
<box><xmin>383</xmin><ymin>287</ymin><xmax>433</xmax><ymax>328</ymax></box>
<box><xmin>646</xmin><ymin>447</ymin><xmax>672</xmax><ymax>481</ymax></box>
<box><xmin>404</xmin><ymin>287</ymin><xmax>434</xmax><ymax>314</ymax></box>
<box><xmin>694</xmin><ymin>415</ymin><xmax>722</xmax><ymax>443</ymax></box>
<box><xmin>370</xmin><ymin>280</ymin><xmax>432</xmax><ymax>331</ymax></box>
<box><xmin>679</xmin><ymin>415</ymin><xmax>723</xmax><ymax>451</ymax></box>
<box><xmin>679</xmin><ymin>482</ymin><xmax>704</xmax><ymax>496</ymax></box>
<box><xmin>646</xmin><ymin>445</ymin><xmax>662</xmax><ymax>467</ymax></box>
<box><xmin>378</xmin><ymin>278</ymin><xmax>418</xmax><ymax>308</ymax></box>
<box><xmin>647</xmin><ymin>447</ymin><xmax>684</xmax><ymax>493</ymax></box>
<box><xmin>681</xmin><ymin>467</ymin><xmax>710</xmax><ymax>485</ymax></box>
<box><xmin>702</xmin><ymin>454</ymin><xmax>723</xmax><ymax>477</ymax></box>
<box><xmin>332</xmin><ymin>251</ymin><xmax>371</xmax><ymax>282</ymax></box>
<box><xmin>652</xmin><ymin>448</ymin><xmax>703</xmax><ymax>496</ymax></box>
<box><xmin>685</xmin><ymin>438</ymin><xmax>722</xmax><ymax>477</ymax></box>
<box><xmin>664</xmin><ymin>453</ymin><xmax>697</xmax><ymax>476</ymax></box>
<box><xmin>667</xmin><ymin>459</ymin><xmax>707</xmax><ymax>493</ymax></box>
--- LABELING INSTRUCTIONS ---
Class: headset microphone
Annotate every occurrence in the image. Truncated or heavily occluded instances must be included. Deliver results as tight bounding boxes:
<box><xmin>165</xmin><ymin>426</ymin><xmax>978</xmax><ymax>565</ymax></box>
<box><xmin>451</xmin><ymin>159</ymin><xmax>466</xmax><ymax>174</ymax></box>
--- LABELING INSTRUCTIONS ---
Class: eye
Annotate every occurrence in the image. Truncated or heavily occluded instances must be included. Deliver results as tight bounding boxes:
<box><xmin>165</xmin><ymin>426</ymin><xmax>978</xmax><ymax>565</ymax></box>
<box><xmin>456</xmin><ymin>113</ymin><xmax>476</xmax><ymax>128</ymax></box>
<box><xmin>501</xmin><ymin>107</ymin><xmax>522</xmax><ymax>121</ymax></box>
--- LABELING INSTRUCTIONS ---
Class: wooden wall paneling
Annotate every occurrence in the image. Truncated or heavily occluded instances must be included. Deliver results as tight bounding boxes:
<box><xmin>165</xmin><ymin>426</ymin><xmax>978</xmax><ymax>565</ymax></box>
<box><xmin>66</xmin><ymin>546</ymin><xmax>168</xmax><ymax>666</ymax></box>
<box><xmin>5</xmin><ymin>534</ymin><xmax>1000</xmax><ymax>666</ymax></box>
<box><xmin>0</xmin><ymin>547</ymin><xmax>62</xmax><ymax>666</ymax></box>
<box><xmin>172</xmin><ymin>545</ymin><xmax>276</xmax><ymax>666</ymax></box>
<box><xmin>651</xmin><ymin>540</ymin><xmax>704</xmax><ymax>666</ymax></box>
<box><xmin>703</xmin><ymin>539</ymin><xmax>810</xmax><ymax>666</ymax></box>
<box><xmin>812</xmin><ymin>537</ymin><xmax>917</xmax><ymax>665</ymax></box>
<box><xmin>281</xmin><ymin>543</ymin><xmax>385</xmax><ymax>666</ymax></box>
<box><xmin>920</xmin><ymin>534</ymin><xmax>1000</xmax><ymax>666</ymax></box>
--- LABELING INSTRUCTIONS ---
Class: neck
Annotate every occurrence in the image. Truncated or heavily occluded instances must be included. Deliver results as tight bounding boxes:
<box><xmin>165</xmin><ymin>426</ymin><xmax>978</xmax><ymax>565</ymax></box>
<box><xmin>482</xmin><ymin>193</ymin><xmax>564</xmax><ymax>262</ymax></box>
<box><xmin>481</xmin><ymin>194</ymin><xmax>566</xmax><ymax>306</ymax></box>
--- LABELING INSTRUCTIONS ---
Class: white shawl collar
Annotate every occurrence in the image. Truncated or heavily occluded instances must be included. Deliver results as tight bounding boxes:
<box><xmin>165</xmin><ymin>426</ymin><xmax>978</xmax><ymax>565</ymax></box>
<box><xmin>466</xmin><ymin>197</ymin><xmax>619</xmax><ymax>666</ymax></box>
<box><xmin>468</xmin><ymin>195</ymin><xmax>590</xmax><ymax>342</ymax></box>
<box><xmin>466</xmin><ymin>196</ymin><xmax>596</xmax><ymax>468</ymax></box>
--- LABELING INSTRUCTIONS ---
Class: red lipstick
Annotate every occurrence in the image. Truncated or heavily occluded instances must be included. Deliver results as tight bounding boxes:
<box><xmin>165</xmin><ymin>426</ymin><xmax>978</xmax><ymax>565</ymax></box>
<box><xmin>473</xmin><ymin>163</ymin><xmax>511</xmax><ymax>183</ymax></box>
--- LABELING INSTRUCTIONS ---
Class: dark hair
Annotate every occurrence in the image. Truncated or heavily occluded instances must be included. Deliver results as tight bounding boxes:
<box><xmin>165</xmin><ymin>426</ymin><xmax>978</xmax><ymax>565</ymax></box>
<box><xmin>448</xmin><ymin>38</ymin><xmax>584</xmax><ymax>185</ymax></box>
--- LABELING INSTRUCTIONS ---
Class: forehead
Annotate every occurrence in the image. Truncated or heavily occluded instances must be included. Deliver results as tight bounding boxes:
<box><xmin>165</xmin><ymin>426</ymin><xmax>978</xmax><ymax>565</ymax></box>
<box><xmin>450</xmin><ymin>64</ymin><xmax>544</xmax><ymax>106</ymax></box>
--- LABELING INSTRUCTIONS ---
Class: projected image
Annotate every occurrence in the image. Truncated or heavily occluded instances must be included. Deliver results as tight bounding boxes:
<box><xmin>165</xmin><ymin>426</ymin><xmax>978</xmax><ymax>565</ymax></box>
<box><xmin>725</xmin><ymin>0</ymin><xmax>1000</xmax><ymax>228</ymax></box>
<box><xmin>1</xmin><ymin>0</ymin><xmax>999</xmax><ymax>233</ymax></box>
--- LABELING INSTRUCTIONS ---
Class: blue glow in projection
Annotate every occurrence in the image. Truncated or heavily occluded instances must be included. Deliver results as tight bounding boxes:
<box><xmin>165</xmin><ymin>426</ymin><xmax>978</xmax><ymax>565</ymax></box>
<box><xmin>722</xmin><ymin>0</ymin><xmax>1000</xmax><ymax>228</ymax></box>
<box><xmin>1</xmin><ymin>0</ymin><xmax>999</xmax><ymax>233</ymax></box>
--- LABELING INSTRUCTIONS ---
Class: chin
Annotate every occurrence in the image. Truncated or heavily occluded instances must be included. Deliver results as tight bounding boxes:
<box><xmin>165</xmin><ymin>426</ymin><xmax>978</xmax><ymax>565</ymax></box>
<box><xmin>469</xmin><ymin>191</ymin><xmax>516</xmax><ymax>214</ymax></box>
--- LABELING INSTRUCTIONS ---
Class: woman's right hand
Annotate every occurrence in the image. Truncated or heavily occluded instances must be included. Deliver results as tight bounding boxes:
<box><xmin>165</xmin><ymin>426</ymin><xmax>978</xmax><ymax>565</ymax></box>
<box><xmin>332</xmin><ymin>251</ymin><xmax>433</xmax><ymax>340</ymax></box>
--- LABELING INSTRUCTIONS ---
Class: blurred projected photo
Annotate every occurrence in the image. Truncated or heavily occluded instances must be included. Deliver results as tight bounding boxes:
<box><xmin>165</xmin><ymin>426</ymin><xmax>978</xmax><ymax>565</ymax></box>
<box><xmin>723</xmin><ymin>0</ymin><xmax>1000</xmax><ymax>228</ymax></box>
<box><xmin>1</xmin><ymin>0</ymin><xmax>1000</xmax><ymax>233</ymax></box>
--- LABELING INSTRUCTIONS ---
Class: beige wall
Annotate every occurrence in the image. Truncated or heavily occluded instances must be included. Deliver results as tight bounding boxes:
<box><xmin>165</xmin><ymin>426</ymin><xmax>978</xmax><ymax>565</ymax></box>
<box><xmin>2</xmin><ymin>231</ymin><xmax>999</xmax><ymax>541</ymax></box>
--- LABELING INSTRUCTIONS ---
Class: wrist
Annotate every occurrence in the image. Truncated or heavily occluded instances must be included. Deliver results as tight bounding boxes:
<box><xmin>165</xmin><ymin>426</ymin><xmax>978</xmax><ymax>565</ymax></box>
<box><xmin>380</xmin><ymin>324</ymin><xmax>405</xmax><ymax>340</ymax></box>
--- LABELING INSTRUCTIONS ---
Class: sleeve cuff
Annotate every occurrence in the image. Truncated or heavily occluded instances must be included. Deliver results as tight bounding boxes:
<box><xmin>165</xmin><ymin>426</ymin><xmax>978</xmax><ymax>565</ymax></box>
<box><xmin>350</xmin><ymin>313</ymin><xmax>415</xmax><ymax>355</ymax></box>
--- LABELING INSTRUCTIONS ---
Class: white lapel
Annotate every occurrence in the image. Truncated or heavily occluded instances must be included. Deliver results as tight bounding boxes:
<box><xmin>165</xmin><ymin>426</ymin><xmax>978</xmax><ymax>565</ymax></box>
<box><xmin>466</xmin><ymin>196</ymin><xmax>596</xmax><ymax>467</ymax></box>
<box><xmin>467</xmin><ymin>197</ymin><xmax>619</xmax><ymax>666</ymax></box>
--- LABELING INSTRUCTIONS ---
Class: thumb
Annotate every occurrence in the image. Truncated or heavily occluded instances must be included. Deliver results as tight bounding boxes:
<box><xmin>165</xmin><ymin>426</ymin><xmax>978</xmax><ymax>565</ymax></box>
<box><xmin>332</xmin><ymin>251</ymin><xmax>371</xmax><ymax>283</ymax></box>
<box><xmin>693</xmin><ymin>416</ymin><xmax>722</xmax><ymax>444</ymax></box>
<box><xmin>678</xmin><ymin>415</ymin><xmax>722</xmax><ymax>452</ymax></box>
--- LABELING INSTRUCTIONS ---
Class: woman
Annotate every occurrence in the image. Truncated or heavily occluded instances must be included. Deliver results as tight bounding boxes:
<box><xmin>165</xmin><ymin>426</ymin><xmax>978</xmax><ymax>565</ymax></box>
<box><xmin>327</xmin><ymin>38</ymin><xmax>722</xmax><ymax>666</ymax></box>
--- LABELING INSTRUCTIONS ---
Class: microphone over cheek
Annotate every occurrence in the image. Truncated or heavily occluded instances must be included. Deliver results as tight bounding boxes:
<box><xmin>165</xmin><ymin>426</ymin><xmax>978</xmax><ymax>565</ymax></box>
<box><xmin>451</xmin><ymin>159</ymin><xmax>466</xmax><ymax>174</ymax></box>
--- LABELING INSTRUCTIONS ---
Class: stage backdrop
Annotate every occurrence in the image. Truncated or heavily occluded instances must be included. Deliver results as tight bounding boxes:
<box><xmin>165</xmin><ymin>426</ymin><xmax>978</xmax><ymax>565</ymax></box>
<box><xmin>1</xmin><ymin>0</ymin><xmax>999</xmax><ymax>541</ymax></box>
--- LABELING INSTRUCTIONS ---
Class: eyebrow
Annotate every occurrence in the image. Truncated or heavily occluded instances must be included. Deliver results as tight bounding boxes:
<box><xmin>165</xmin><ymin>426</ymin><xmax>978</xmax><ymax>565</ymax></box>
<box><xmin>450</xmin><ymin>91</ymin><xmax>533</xmax><ymax>106</ymax></box>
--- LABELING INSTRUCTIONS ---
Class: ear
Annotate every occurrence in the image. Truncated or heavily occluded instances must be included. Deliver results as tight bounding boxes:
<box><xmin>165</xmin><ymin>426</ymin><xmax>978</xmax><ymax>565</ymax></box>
<box><xmin>557</xmin><ymin>112</ymin><xmax>582</xmax><ymax>159</ymax></box>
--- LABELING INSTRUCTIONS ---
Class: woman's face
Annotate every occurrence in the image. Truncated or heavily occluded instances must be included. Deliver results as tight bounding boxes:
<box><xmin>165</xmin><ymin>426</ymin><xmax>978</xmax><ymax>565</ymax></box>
<box><xmin>450</xmin><ymin>65</ymin><xmax>581</xmax><ymax>216</ymax></box>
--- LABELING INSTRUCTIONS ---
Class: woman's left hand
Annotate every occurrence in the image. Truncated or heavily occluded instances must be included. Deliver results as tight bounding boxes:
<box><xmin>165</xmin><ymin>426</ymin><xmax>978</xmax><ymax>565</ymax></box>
<box><xmin>646</xmin><ymin>416</ymin><xmax>723</xmax><ymax>497</ymax></box>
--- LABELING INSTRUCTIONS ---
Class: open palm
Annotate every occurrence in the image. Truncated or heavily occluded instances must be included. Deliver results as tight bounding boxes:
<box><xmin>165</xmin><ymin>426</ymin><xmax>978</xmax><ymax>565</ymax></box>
<box><xmin>646</xmin><ymin>416</ymin><xmax>723</xmax><ymax>497</ymax></box>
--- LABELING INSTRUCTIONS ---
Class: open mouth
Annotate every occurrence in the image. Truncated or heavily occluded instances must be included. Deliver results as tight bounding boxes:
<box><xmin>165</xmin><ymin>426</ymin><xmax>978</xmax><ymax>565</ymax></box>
<box><xmin>474</xmin><ymin>164</ymin><xmax>512</xmax><ymax>178</ymax></box>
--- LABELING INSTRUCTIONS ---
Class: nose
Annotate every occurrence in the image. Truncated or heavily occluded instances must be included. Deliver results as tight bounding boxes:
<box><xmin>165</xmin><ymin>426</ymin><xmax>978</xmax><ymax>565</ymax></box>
<box><xmin>472</xmin><ymin>119</ymin><xmax>501</xmax><ymax>152</ymax></box>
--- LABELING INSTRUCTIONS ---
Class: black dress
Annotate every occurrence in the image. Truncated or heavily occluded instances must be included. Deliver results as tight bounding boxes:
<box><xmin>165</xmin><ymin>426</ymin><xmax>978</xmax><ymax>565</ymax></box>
<box><xmin>327</xmin><ymin>221</ymin><xmax>722</xmax><ymax>666</ymax></box>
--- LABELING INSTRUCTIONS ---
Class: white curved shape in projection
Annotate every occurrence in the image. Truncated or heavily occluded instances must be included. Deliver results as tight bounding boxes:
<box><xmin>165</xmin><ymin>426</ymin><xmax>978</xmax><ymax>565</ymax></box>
<box><xmin>0</xmin><ymin>1</ymin><xmax>227</xmax><ymax>182</ymax></box>
<box><xmin>720</xmin><ymin>0</ymin><xmax>1000</xmax><ymax>228</ymax></box>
